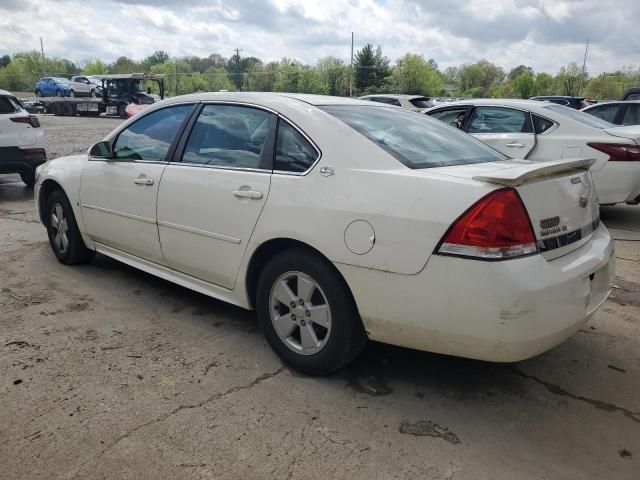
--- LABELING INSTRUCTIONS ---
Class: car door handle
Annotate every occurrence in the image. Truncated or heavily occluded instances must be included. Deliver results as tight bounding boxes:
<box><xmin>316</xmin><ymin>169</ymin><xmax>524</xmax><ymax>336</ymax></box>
<box><xmin>233</xmin><ymin>190</ymin><xmax>263</xmax><ymax>199</ymax></box>
<box><xmin>133</xmin><ymin>178</ymin><xmax>154</xmax><ymax>185</ymax></box>
<box><xmin>505</xmin><ymin>143</ymin><xmax>526</xmax><ymax>148</ymax></box>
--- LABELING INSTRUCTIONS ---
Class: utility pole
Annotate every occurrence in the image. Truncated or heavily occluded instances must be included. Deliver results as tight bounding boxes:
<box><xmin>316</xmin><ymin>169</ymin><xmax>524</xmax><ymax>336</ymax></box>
<box><xmin>349</xmin><ymin>32</ymin><xmax>354</xmax><ymax>97</ymax></box>
<box><xmin>234</xmin><ymin>48</ymin><xmax>243</xmax><ymax>91</ymax></box>
<box><xmin>40</xmin><ymin>37</ymin><xmax>45</xmax><ymax>77</ymax></box>
<box><xmin>579</xmin><ymin>36</ymin><xmax>589</xmax><ymax>95</ymax></box>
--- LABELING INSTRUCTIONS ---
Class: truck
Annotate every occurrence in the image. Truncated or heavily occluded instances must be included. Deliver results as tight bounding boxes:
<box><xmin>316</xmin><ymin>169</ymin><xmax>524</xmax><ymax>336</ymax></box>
<box><xmin>29</xmin><ymin>73</ymin><xmax>166</xmax><ymax>118</ymax></box>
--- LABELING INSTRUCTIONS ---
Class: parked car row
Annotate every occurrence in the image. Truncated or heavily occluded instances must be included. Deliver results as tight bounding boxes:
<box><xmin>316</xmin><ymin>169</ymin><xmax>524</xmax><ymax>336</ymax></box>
<box><xmin>35</xmin><ymin>76</ymin><xmax>103</xmax><ymax>98</ymax></box>
<box><xmin>33</xmin><ymin>92</ymin><xmax>615</xmax><ymax>375</ymax></box>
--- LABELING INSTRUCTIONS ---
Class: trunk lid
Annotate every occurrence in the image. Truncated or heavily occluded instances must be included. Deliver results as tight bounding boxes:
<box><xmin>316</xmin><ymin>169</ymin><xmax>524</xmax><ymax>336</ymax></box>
<box><xmin>435</xmin><ymin>159</ymin><xmax>600</xmax><ymax>260</ymax></box>
<box><xmin>604</xmin><ymin>125</ymin><xmax>640</xmax><ymax>145</ymax></box>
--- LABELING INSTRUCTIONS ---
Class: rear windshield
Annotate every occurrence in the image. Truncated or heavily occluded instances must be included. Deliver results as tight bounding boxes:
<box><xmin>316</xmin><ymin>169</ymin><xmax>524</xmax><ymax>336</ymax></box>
<box><xmin>409</xmin><ymin>97</ymin><xmax>432</xmax><ymax>108</ymax></box>
<box><xmin>543</xmin><ymin>104</ymin><xmax>614</xmax><ymax>129</ymax></box>
<box><xmin>320</xmin><ymin>105</ymin><xmax>507</xmax><ymax>169</ymax></box>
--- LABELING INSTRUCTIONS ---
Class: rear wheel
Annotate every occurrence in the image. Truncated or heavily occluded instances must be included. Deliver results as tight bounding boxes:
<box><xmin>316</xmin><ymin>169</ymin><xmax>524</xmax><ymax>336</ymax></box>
<box><xmin>19</xmin><ymin>171</ymin><xmax>35</xmax><ymax>187</ymax></box>
<box><xmin>56</xmin><ymin>90</ymin><xmax>63</xmax><ymax>97</ymax></box>
<box><xmin>45</xmin><ymin>190</ymin><xmax>95</xmax><ymax>265</ymax></box>
<box><xmin>256</xmin><ymin>248</ymin><xmax>367</xmax><ymax>375</ymax></box>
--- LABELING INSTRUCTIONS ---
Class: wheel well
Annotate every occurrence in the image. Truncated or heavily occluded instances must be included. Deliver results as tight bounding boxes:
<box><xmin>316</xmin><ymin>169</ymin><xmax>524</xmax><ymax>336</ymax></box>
<box><xmin>38</xmin><ymin>179</ymin><xmax>64</xmax><ymax>224</ymax></box>
<box><xmin>245</xmin><ymin>238</ymin><xmax>354</xmax><ymax>310</ymax></box>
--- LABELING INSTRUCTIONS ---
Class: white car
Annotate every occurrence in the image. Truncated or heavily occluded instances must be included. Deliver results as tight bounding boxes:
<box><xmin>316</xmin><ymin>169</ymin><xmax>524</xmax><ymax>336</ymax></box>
<box><xmin>0</xmin><ymin>89</ymin><xmax>47</xmax><ymax>186</ymax></box>
<box><xmin>424</xmin><ymin>99</ymin><xmax>640</xmax><ymax>205</ymax></box>
<box><xmin>34</xmin><ymin>93</ymin><xmax>614</xmax><ymax>374</ymax></box>
<box><xmin>359</xmin><ymin>94</ymin><xmax>434</xmax><ymax>111</ymax></box>
<box><xmin>69</xmin><ymin>76</ymin><xmax>103</xmax><ymax>97</ymax></box>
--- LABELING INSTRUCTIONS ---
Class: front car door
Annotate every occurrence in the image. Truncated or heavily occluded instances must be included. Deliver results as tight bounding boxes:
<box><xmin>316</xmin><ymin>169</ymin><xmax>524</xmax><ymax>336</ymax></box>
<box><xmin>428</xmin><ymin>106</ymin><xmax>472</xmax><ymax>130</ymax></box>
<box><xmin>466</xmin><ymin>106</ymin><xmax>536</xmax><ymax>158</ymax></box>
<box><xmin>157</xmin><ymin>103</ymin><xmax>276</xmax><ymax>289</ymax></box>
<box><xmin>80</xmin><ymin>104</ymin><xmax>195</xmax><ymax>263</ymax></box>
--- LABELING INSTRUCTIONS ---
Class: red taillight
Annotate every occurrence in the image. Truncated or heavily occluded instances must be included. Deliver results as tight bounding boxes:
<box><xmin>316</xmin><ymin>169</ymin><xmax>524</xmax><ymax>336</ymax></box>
<box><xmin>10</xmin><ymin>115</ymin><xmax>40</xmax><ymax>128</ymax></box>
<box><xmin>587</xmin><ymin>142</ymin><xmax>640</xmax><ymax>162</ymax></box>
<box><xmin>436</xmin><ymin>188</ymin><xmax>538</xmax><ymax>260</ymax></box>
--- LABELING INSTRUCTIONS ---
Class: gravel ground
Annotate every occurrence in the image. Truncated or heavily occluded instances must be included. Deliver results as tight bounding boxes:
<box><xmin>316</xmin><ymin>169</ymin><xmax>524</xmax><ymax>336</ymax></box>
<box><xmin>0</xmin><ymin>115</ymin><xmax>639</xmax><ymax>479</ymax></box>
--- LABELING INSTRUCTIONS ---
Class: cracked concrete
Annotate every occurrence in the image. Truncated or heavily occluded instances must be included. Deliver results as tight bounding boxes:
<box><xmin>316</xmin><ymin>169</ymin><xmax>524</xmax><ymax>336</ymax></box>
<box><xmin>1</xmin><ymin>116</ymin><xmax>639</xmax><ymax>479</ymax></box>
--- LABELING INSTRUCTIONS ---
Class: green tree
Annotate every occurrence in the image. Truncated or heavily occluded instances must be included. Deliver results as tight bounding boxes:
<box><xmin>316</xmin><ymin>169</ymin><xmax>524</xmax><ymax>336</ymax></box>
<box><xmin>204</xmin><ymin>66</ymin><xmax>234</xmax><ymax>91</ymax></box>
<box><xmin>316</xmin><ymin>56</ymin><xmax>349</xmax><ymax>96</ymax></box>
<box><xmin>110</xmin><ymin>56</ymin><xmax>139</xmax><ymax>74</ymax></box>
<box><xmin>392</xmin><ymin>53</ymin><xmax>443</xmax><ymax>95</ymax></box>
<box><xmin>83</xmin><ymin>59</ymin><xmax>108</xmax><ymax>75</ymax></box>
<box><xmin>508</xmin><ymin>65</ymin><xmax>533</xmax><ymax>81</ymax></box>
<box><xmin>459</xmin><ymin>64</ymin><xmax>485</xmax><ymax>93</ymax></box>
<box><xmin>533</xmin><ymin>72</ymin><xmax>553</xmax><ymax>96</ymax></box>
<box><xmin>556</xmin><ymin>62</ymin><xmax>587</xmax><ymax>96</ymax></box>
<box><xmin>354</xmin><ymin>44</ymin><xmax>390</xmax><ymax>94</ymax></box>
<box><xmin>584</xmin><ymin>75</ymin><xmax>623</xmax><ymax>100</ymax></box>
<box><xmin>512</xmin><ymin>71</ymin><xmax>535</xmax><ymax>98</ymax></box>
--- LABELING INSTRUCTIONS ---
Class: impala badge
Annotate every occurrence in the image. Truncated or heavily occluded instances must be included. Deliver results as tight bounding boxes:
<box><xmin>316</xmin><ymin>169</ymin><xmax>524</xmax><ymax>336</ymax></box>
<box><xmin>540</xmin><ymin>216</ymin><xmax>560</xmax><ymax>229</ymax></box>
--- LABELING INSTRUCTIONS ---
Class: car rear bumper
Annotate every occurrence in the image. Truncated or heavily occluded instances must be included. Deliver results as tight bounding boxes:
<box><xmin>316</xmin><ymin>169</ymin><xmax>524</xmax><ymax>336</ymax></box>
<box><xmin>336</xmin><ymin>224</ymin><xmax>615</xmax><ymax>362</ymax></box>
<box><xmin>0</xmin><ymin>147</ymin><xmax>47</xmax><ymax>174</ymax></box>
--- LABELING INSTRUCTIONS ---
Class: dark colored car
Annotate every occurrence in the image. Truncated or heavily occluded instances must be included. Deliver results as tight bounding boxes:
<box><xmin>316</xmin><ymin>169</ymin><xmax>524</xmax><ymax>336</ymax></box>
<box><xmin>621</xmin><ymin>88</ymin><xmax>640</xmax><ymax>101</ymax></box>
<box><xmin>582</xmin><ymin>101</ymin><xmax>640</xmax><ymax>126</ymax></box>
<box><xmin>530</xmin><ymin>96</ymin><xmax>589</xmax><ymax>110</ymax></box>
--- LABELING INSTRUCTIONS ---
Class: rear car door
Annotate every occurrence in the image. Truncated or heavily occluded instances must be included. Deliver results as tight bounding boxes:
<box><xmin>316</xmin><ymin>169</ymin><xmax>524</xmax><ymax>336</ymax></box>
<box><xmin>156</xmin><ymin>103</ymin><xmax>276</xmax><ymax>289</ymax></box>
<box><xmin>80</xmin><ymin>104</ymin><xmax>195</xmax><ymax>263</ymax></box>
<box><xmin>466</xmin><ymin>106</ymin><xmax>535</xmax><ymax>158</ymax></box>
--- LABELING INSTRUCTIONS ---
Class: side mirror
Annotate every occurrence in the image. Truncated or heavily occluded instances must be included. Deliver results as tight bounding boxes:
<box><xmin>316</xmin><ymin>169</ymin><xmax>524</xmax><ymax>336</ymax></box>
<box><xmin>89</xmin><ymin>140</ymin><xmax>113</xmax><ymax>159</ymax></box>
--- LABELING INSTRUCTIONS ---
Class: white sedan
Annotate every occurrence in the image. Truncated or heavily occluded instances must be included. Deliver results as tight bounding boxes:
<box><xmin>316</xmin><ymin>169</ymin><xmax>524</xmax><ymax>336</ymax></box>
<box><xmin>34</xmin><ymin>93</ymin><xmax>614</xmax><ymax>374</ymax></box>
<box><xmin>424</xmin><ymin>99</ymin><xmax>640</xmax><ymax>206</ymax></box>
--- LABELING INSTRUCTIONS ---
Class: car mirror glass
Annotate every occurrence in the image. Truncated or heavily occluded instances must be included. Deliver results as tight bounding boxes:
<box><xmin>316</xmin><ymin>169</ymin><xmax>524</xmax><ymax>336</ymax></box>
<box><xmin>89</xmin><ymin>141</ymin><xmax>113</xmax><ymax>159</ymax></box>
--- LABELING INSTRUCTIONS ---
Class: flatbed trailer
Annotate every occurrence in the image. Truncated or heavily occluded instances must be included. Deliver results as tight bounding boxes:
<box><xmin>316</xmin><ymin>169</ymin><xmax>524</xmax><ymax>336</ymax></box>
<box><xmin>25</xmin><ymin>73</ymin><xmax>166</xmax><ymax>118</ymax></box>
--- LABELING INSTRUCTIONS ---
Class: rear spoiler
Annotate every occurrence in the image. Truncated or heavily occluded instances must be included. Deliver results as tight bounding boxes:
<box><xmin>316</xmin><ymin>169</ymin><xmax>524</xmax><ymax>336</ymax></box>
<box><xmin>473</xmin><ymin>158</ymin><xmax>595</xmax><ymax>186</ymax></box>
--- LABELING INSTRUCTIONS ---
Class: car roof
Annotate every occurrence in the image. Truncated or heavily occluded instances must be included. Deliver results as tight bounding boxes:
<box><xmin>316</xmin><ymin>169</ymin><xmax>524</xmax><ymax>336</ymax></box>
<box><xmin>426</xmin><ymin>98</ymin><xmax>547</xmax><ymax>109</ymax></box>
<box><xmin>360</xmin><ymin>94</ymin><xmax>426</xmax><ymax>100</ymax></box>
<box><xmin>161</xmin><ymin>92</ymin><xmax>388</xmax><ymax>109</ymax></box>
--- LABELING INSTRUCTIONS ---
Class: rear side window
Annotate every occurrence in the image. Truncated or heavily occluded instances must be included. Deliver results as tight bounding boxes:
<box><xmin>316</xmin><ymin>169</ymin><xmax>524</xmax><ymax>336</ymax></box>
<box><xmin>585</xmin><ymin>104</ymin><xmax>620</xmax><ymax>123</ymax></box>
<box><xmin>320</xmin><ymin>105</ymin><xmax>506</xmax><ymax>169</ymax></box>
<box><xmin>468</xmin><ymin>107</ymin><xmax>532</xmax><ymax>134</ymax></box>
<box><xmin>622</xmin><ymin>104</ymin><xmax>640</xmax><ymax>126</ymax></box>
<box><xmin>532</xmin><ymin>114</ymin><xmax>555</xmax><ymax>134</ymax></box>
<box><xmin>275</xmin><ymin>120</ymin><xmax>318</xmax><ymax>173</ymax></box>
<box><xmin>409</xmin><ymin>98</ymin><xmax>432</xmax><ymax>108</ymax></box>
<box><xmin>113</xmin><ymin>105</ymin><xmax>193</xmax><ymax>161</ymax></box>
<box><xmin>0</xmin><ymin>96</ymin><xmax>20</xmax><ymax>114</ymax></box>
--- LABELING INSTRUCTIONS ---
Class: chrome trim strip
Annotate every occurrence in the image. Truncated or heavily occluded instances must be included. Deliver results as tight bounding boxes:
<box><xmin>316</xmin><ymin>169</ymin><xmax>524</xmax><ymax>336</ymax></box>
<box><xmin>80</xmin><ymin>203</ymin><xmax>156</xmax><ymax>224</ymax></box>
<box><xmin>166</xmin><ymin>162</ymin><xmax>270</xmax><ymax>174</ymax></box>
<box><xmin>157</xmin><ymin>220</ymin><xmax>241</xmax><ymax>244</ymax></box>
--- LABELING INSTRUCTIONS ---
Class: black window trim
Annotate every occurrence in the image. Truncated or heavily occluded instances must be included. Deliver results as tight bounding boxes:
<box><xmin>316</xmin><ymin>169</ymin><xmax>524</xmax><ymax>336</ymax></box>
<box><xmin>530</xmin><ymin>112</ymin><xmax>559</xmax><ymax>135</ymax></box>
<box><xmin>170</xmin><ymin>101</ymin><xmax>281</xmax><ymax>174</ymax></box>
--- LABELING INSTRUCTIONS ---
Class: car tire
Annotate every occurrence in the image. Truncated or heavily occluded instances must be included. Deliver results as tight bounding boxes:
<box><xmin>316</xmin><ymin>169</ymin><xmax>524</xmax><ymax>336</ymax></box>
<box><xmin>90</xmin><ymin>89</ymin><xmax>96</xmax><ymax>98</ymax></box>
<box><xmin>35</xmin><ymin>90</ymin><xmax>42</xmax><ymax>97</ymax></box>
<box><xmin>256</xmin><ymin>248</ymin><xmax>367</xmax><ymax>375</ymax></box>
<box><xmin>45</xmin><ymin>190</ymin><xmax>95</xmax><ymax>265</ymax></box>
<box><xmin>19</xmin><ymin>171</ymin><xmax>35</xmax><ymax>187</ymax></box>
<box><xmin>69</xmin><ymin>90</ymin><xmax>75</xmax><ymax>97</ymax></box>
<box><xmin>56</xmin><ymin>90</ymin><xmax>63</xmax><ymax>97</ymax></box>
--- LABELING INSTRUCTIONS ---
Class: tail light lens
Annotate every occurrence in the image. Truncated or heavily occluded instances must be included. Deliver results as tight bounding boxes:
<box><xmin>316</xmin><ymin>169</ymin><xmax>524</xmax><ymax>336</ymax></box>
<box><xmin>587</xmin><ymin>142</ymin><xmax>640</xmax><ymax>161</ymax></box>
<box><xmin>436</xmin><ymin>188</ymin><xmax>538</xmax><ymax>260</ymax></box>
<box><xmin>10</xmin><ymin>115</ymin><xmax>41</xmax><ymax>128</ymax></box>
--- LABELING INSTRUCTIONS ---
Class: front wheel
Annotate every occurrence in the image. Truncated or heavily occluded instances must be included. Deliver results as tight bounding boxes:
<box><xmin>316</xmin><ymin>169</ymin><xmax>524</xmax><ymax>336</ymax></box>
<box><xmin>56</xmin><ymin>90</ymin><xmax>63</xmax><ymax>97</ymax></box>
<box><xmin>45</xmin><ymin>190</ymin><xmax>95</xmax><ymax>265</ymax></box>
<box><xmin>35</xmin><ymin>90</ymin><xmax>42</xmax><ymax>97</ymax></box>
<box><xmin>90</xmin><ymin>89</ymin><xmax>96</xmax><ymax>98</ymax></box>
<box><xmin>256</xmin><ymin>248</ymin><xmax>367</xmax><ymax>375</ymax></box>
<box><xmin>69</xmin><ymin>90</ymin><xmax>75</xmax><ymax>97</ymax></box>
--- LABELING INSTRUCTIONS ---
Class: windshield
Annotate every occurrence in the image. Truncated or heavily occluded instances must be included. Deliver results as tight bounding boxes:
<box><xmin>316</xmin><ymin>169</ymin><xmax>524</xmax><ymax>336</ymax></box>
<box><xmin>543</xmin><ymin>104</ymin><xmax>615</xmax><ymax>129</ymax></box>
<box><xmin>53</xmin><ymin>77</ymin><xmax>69</xmax><ymax>84</ymax></box>
<box><xmin>320</xmin><ymin>105</ymin><xmax>507</xmax><ymax>169</ymax></box>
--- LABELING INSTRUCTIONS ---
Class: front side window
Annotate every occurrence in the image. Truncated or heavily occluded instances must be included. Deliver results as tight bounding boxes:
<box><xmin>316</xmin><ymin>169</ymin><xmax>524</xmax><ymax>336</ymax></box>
<box><xmin>430</xmin><ymin>108</ymin><xmax>469</xmax><ymax>129</ymax></box>
<box><xmin>182</xmin><ymin>104</ymin><xmax>274</xmax><ymax>169</ymax></box>
<box><xmin>275</xmin><ymin>120</ymin><xmax>318</xmax><ymax>173</ymax></box>
<box><xmin>321</xmin><ymin>105</ymin><xmax>506</xmax><ymax>169</ymax></box>
<box><xmin>544</xmin><ymin>104</ymin><xmax>614</xmax><ymax>129</ymax></box>
<box><xmin>622</xmin><ymin>104</ymin><xmax>640</xmax><ymax>126</ymax></box>
<box><xmin>468</xmin><ymin>107</ymin><xmax>532</xmax><ymax>134</ymax></box>
<box><xmin>113</xmin><ymin>104</ymin><xmax>193</xmax><ymax>161</ymax></box>
<box><xmin>585</xmin><ymin>104</ymin><xmax>620</xmax><ymax>123</ymax></box>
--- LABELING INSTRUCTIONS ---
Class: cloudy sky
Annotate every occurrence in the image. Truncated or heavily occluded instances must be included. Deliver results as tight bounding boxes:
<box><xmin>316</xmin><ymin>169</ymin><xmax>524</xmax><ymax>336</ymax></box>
<box><xmin>0</xmin><ymin>0</ymin><xmax>638</xmax><ymax>74</ymax></box>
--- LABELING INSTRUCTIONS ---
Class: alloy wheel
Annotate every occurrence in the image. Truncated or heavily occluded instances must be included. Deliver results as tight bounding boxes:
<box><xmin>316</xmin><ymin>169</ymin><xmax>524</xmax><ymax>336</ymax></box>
<box><xmin>50</xmin><ymin>203</ymin><xmax>69</xmax><ymax>254</ymax></box>
<box><xmin>269</xmin><ymin>271</ymin><xmax>332</xmax><ymax>355</ymax></box>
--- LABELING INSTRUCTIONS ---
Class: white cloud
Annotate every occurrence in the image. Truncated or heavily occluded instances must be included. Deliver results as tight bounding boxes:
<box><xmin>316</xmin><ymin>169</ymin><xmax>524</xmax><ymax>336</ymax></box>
<box><xmin>0</xmin><ymin>0</ymin><xmax>637</xmax><ymax>75</ymax></box>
